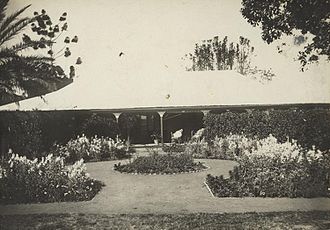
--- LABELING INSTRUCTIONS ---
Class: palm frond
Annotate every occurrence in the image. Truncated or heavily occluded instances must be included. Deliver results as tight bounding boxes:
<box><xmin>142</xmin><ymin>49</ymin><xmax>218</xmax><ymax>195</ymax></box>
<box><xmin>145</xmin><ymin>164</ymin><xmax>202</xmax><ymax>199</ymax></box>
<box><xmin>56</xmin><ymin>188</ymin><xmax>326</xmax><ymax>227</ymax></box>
<box><xmin>0</xmin><ymin>4</ymin><xmax>30</xmax><ymax>36</ymax></box>
<box><xmin>21</xmin><ymin>55</ymin><xmax>54</xmax><ymax>63</ymax></box>
<box><xmin>0</xmin><ymin>48</ymin><xmax>19</xmax><ymax>65</ymax></box>
<box><xmin>0</xmin><ymin>17</ymin><xmax>31</xmax><ymax>46</ymax></box>
<box><xmin>10</xmin><ymin>41</ymin><xmax>31</xmax><ymax>52</ymax></box>
<box><xmin>0</xmin><ymin>0</ymin><xmax>9</xmax><ymax>23</ymax></box>
<box><xmin>10</xmin><ymin>39</ymin><xmax>48</xmax><ymax>52</ymax></box>
<box><xmin>0</xmin><ymin>81</ymin><xmax>16</xmax><ymax>93</ymax></box>
<box><xmin>0</xmin><ymin>89</ymin><xmax>23</xmax><ymax>106</ymax></box>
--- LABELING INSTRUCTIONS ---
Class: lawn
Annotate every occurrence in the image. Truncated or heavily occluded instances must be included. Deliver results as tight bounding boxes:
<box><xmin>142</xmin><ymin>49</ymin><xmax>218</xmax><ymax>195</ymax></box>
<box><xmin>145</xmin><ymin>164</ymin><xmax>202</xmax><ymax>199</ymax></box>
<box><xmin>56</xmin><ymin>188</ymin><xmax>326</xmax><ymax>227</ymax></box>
<box><xmin>1</xmin><ymin>211</ymin><xmax>330</xmax><ymax>229</ymax></box>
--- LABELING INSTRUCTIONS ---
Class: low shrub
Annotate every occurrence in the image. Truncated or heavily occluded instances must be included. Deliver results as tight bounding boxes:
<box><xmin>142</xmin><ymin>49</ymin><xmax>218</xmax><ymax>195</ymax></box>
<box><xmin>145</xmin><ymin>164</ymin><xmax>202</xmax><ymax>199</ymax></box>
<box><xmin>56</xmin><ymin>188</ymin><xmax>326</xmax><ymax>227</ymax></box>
<box><xmin>53</xmin><ymin>135</ymin><xmax>131</xmax><ymax>164</ymax></box>
<box><xmin>114</xmin><ymin>152</ymin><xmax>206</xmax><ymax>174</ymax></box>
<box><xmin>206</xmin><ymin>135</ymin><xmax>330</xmax><ymax>198</ymax></box>
<box><xmin>0</xmin><ymin>154</ymin><xmax>104</xmax><ymax>204</ymax></box>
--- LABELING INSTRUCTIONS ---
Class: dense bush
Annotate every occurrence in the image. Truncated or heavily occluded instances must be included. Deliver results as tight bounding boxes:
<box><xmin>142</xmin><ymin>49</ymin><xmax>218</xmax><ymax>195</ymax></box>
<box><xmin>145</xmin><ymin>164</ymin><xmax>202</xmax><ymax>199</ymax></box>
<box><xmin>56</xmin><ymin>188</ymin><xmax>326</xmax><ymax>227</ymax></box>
<box><xmin>81</xmin><ymin>113</ymin><xmax>119</xmax><ymax>139</ymax></box>
<box><xmin>0</xmin><ymin>154</ymin><xmax>104</xmax><ymax>204</ymax></box>
<box><xmin>206</xmin><ymin>135</ymin><xmax>330</xmax><ymax>198</ymax></box>
<box><xmin>53</xmin><ymin>135</ymin><xmax>131</xmax><ymax>164</ymax></box>
<box><xmin>114</xmin><ymin>152</ymin><xmax>206</xmax><ymax>174</ymax></box>
<box><xmin>204</xmin><ymin>108</ymin><xmax>330</xmax><ymax>150</ymax></box>
<box><xmin>0</xmin><ymin>112</ymin><xmax>43</xmax><ymax>159</ymax></box>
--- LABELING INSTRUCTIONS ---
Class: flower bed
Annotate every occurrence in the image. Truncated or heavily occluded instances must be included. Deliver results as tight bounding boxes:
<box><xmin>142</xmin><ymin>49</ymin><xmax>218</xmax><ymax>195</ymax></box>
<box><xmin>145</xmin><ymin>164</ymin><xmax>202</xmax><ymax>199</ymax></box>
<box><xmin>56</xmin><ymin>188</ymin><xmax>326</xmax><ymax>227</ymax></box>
<box><xmin>206</xmin><ymin>135</ymin><xmax>330</xmax><ymax>198</ymax></box>
<box><xmin>0</xmin><ymin>154</ymin><xmax>104</xmax><ymax>204</ymax></box>
<box><xmin>114</xmin><ymin>152</ymin><xmax>206</xmax><ymax>174</ymax></box>
<box><xmin>53</xmin><ymin>135</ymin><xmax>132</xmax><ymax>164</ymax></box>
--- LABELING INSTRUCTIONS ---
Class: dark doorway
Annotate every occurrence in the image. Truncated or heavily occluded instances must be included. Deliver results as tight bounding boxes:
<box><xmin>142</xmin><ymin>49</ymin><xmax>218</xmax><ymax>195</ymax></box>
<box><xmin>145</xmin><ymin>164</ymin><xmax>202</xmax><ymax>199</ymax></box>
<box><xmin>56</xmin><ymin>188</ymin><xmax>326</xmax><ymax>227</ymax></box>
<box><xmin>118</xmin><ymin>112</ymin><xmax>160</xmax><ymax>144</ymax></box>
<box><xmin>163</xmin><ymin>112</ymin><xmax>204</xmax><ymax>143</ymax></box>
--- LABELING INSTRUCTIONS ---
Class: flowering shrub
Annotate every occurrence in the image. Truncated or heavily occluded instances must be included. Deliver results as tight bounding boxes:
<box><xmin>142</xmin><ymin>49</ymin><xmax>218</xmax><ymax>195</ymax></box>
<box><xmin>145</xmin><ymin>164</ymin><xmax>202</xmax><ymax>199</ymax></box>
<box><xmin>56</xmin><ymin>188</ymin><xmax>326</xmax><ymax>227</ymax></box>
<box><xmin>186</xmin><ymin>134</ymin><xmax>257</xmax><ymax>160</ymax></box>
<box><xmin>185</xmin><ymin>138</ymin><xmax>209</xmax><ymax>158</ymax></box>
<box><xmin>206</xmin><ymin>135</ymin><xmax>330</xmax><ymax>198</ymax></box>
<box><xmin>114</xmin><ymin>152</ymin><xmax>206</xmax><ymax>174</ymax></box>
<box><xmin>53</xmin><ymin>135</ymin><xmax>130</xmax><ymax>164</ymax></box>
<box><xmin>0</xmin><ymin>154</ymin><xmax>104</xmax><ymax>204</ymax></box>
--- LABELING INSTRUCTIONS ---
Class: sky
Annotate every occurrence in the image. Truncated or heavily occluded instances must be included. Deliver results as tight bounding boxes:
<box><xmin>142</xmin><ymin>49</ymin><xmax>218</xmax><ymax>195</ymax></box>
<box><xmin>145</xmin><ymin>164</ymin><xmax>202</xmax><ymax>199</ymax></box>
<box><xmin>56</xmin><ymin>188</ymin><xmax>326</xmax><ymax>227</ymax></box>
<box><xmin>5</xmin><ymin>0</ymin><xmax>330</xmax><ymax>108</ymax></box>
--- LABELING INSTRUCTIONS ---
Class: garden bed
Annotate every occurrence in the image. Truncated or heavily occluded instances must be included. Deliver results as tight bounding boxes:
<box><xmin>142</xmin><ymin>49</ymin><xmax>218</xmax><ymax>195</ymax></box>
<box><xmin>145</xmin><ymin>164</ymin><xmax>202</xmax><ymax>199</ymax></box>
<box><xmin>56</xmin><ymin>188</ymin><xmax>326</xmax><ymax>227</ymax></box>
<box><xmin>114</xmin><ymin>152</ymin><xmax>206</xmax><ymax>174</ymax></box>
<box><xmin>205</xmin><ymin>135</ymin><xmax>330</xmax><ymax>198</ymax></box>
<box><xmin>52</xmin><ymin>135</ymin><xmax>132</xmax><ymax>164</ymax></box>
<box><xmin>0</xmin><ymin>154</ymin><xmax>104</xmax><ymax>204</ymax></box>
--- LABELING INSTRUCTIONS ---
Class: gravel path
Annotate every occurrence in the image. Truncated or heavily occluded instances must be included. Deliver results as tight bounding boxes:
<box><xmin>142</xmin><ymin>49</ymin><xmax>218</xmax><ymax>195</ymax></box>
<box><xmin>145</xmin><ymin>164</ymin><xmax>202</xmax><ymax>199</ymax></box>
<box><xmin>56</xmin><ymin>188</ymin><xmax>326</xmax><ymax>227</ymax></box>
<box><xmin>1</xmin><ymin>158</ymin><xmax>330</xmax><ymax>215</ymax></box>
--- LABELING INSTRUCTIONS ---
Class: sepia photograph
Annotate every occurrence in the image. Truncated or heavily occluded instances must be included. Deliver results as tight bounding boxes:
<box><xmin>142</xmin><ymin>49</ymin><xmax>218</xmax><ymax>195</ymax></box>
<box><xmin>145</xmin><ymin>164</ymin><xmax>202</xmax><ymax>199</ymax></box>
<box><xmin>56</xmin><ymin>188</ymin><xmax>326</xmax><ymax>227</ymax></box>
<box><xmin>0</xmin><ymin>0</ymin><xmax>329</xmax><ymax>229</ymax></box>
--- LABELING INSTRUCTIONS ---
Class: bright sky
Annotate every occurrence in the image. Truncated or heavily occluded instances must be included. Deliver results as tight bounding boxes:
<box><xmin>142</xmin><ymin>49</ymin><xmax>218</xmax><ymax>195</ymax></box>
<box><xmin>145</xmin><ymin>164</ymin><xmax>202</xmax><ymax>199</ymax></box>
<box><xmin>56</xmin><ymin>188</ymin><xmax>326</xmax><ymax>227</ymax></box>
<box><xmin>7</xmin><ymin>0</ymin><xmax>330</xmax><ymax>105</ymax></box>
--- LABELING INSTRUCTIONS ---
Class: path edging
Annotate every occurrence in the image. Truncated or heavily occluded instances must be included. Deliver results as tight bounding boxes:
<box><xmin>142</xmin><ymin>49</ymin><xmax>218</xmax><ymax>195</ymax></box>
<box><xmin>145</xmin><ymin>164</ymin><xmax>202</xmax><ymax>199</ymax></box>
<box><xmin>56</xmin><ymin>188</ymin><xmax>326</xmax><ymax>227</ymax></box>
<box><xmin>204</xmin><ymin>181</ymin><xmax>215</xmax><ymax>197</ymax></box>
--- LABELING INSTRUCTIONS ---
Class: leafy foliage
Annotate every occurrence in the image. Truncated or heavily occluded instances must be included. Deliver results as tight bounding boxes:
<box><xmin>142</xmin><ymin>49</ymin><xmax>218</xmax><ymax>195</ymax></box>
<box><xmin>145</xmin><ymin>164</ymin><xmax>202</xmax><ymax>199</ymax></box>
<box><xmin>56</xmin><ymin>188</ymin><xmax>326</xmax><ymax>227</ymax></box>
<box><xmin>114</xmin><ymin>152</ymin><xmax>206</xmax><ymax>174</ymax></box>
<box><xmin>0</xmin><ymin>111</ymin><xmax>43</xmax><ymax>159</ymax></box>
<box><xmin>29</xmin><ymin>9</ymin><xmax>81</xmax><ymax>70</ymax></box>
<box><xmin>0</xmin><ymin>154</ymin><xmax>104</xmax><ymax>204</ymax></box>
<box><xmin>241</xmin><ymin>0</ymin><xmax>330</xmax><ymax>69</ymax></box>
<box><xmin>184</xmin><ymin>36</ymin><xmax>275</xmax><ymax>81</ymax></box>
<box><xmin>206</xmin><ymin>135</ymin><xmax>330</xmax><ymax>198</ymax></box>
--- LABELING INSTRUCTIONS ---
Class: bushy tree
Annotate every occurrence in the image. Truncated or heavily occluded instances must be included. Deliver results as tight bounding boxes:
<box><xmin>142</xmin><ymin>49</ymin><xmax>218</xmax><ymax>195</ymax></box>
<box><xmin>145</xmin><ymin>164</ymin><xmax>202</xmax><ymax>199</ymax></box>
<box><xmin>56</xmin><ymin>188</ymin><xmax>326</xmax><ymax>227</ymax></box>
<box><xmin>81</xmin><ymin>113</ymin><xmax>119</xmax><ymax>138</ymax></box>
<box><xmin>241</xmin><ymin>0</ymin><xmax>330</xmax><ymax>70</ymax></box>
<box><xmin>0</xmin><ymin>111</ymin><xmax>43</xmax><ymax>159</ymax></box>
<box><xmin>185</xmin><ymin>36</ymin><xmax>275</xmax><ymax>81</ymax></box>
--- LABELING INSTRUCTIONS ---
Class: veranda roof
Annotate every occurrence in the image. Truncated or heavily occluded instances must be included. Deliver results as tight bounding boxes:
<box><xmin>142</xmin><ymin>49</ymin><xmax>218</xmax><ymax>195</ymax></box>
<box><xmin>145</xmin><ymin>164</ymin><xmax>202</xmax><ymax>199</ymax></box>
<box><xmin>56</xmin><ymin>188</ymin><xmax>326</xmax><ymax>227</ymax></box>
<box><xmin>0</xmin><ymin>69</ymin><xmax>329</xmax><ymax>111</ymax></box>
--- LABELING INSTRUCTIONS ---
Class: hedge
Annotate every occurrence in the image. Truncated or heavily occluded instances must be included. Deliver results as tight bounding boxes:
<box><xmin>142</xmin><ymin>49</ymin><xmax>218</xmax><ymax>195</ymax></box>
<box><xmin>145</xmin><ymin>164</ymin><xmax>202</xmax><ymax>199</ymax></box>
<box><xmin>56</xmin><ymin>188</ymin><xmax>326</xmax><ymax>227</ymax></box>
<box><xmin>204</xmin><ymin>108</ymin><xmax>330</xmax><ymax>150</ymax></box>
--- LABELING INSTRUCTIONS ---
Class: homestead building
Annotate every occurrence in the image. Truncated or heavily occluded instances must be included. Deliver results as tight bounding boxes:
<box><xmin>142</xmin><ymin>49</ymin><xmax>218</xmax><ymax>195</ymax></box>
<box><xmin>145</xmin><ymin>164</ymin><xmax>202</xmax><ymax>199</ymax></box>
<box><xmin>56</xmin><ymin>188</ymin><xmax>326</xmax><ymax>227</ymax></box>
<box><xmin>0</xmin><ymin>70</ymin><xmax>329</xmax><ymax>147</ymax></box>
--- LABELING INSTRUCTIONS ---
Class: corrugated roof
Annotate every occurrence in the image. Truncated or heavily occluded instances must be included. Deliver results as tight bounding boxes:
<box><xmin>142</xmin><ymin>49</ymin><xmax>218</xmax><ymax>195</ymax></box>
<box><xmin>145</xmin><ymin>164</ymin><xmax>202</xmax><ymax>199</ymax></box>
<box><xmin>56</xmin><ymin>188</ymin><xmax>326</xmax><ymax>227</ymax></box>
<box><xmin>0</xmin><ymin>69</ymin><xmax>329</xmax><ymax>111</ymax></box>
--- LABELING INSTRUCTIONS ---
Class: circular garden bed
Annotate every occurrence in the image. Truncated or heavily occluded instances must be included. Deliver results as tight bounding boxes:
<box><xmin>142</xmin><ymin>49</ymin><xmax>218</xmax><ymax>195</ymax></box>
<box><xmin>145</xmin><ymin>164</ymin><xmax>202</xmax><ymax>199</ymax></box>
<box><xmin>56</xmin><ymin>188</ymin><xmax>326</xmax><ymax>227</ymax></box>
<box><xmin>114</xmin><ymin>152</ymin><xmax>207</xmax><ymax>175</ymax></box>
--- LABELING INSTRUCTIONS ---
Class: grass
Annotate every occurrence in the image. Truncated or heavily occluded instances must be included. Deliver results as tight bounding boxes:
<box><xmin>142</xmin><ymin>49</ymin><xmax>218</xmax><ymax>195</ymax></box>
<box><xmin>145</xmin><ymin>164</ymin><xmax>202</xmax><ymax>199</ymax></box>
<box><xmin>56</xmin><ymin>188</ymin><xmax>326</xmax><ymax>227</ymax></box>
<box><xmin>1</xmin><ymin>211</ymin><xmax>330</xmax><ymax>229</ymax></box>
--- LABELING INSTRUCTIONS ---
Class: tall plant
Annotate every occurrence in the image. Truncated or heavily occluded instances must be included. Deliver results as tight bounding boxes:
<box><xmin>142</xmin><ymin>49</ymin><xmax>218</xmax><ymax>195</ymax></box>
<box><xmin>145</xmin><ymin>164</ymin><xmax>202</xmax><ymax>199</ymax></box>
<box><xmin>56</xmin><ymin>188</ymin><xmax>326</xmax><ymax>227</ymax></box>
<box><xmin>184</xmin><ymin>36</ymin><xmax>275</xmax><ymax>82</ymax></box>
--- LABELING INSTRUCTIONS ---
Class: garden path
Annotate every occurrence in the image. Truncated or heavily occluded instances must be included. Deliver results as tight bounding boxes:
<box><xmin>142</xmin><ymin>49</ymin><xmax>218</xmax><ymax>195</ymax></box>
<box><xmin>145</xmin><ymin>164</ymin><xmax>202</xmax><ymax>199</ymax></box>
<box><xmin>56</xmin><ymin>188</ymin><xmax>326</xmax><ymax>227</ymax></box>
<box><xmin>1</xmin><ymin>153</ymin><xmax>330</xmax><ymax>215</ymax></box>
